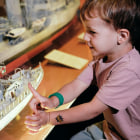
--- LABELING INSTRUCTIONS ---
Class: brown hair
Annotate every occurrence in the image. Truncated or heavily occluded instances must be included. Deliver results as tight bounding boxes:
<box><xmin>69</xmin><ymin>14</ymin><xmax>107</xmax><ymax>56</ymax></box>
<box><xmin>80</xmin><ymin>0</ymin><xmax>140</xmax><ymax>51</ymax></box>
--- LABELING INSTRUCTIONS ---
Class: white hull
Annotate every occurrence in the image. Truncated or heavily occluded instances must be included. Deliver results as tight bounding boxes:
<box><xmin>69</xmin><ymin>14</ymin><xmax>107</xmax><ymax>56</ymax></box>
<box><xmin>0</xmin><ymin>64</ymin><xmax>44</xmax><ymax>131</ymax></box>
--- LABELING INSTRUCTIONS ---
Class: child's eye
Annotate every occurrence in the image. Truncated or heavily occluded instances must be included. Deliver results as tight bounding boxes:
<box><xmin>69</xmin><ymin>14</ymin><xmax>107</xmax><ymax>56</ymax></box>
<box><xmin>89</xmin><ymin>31</ymin><xmax>96</xmax><ymax>34</ymax></box>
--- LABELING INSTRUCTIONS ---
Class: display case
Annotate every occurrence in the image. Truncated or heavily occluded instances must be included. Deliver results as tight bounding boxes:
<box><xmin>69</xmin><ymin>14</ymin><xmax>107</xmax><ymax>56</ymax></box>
<box><xmin>0</xmin><ymin>0</ymin><xmax>80</xmax><ymax>74</ymax></box>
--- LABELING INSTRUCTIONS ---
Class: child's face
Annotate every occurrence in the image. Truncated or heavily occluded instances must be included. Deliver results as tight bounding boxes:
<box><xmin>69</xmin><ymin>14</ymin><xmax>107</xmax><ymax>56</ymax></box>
<box><xmin>83</xmin><ymin>16</ymin><xmax>118</xmax><ymax>58</ymax></box>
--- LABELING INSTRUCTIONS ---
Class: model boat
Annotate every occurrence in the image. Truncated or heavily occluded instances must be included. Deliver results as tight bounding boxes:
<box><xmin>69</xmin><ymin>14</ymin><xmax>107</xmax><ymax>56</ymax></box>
<box><xmin>5</xmin><ymin>27</ymin><xmax>26</xmax><ymax>39</ymax></box>
<box><xmin>0</xmin><ymin>64</ymin><xmax>44</xmax><ymax>131</ymax></box>
<box><xmin>4</xmin><ymin>27</ymin><xmax>26</xmax><ymax>45</ymax></box>
<box><xmin>32</xmin><ymin>17</ymin><xmax>50</xmax><ymax>33</ymax></box>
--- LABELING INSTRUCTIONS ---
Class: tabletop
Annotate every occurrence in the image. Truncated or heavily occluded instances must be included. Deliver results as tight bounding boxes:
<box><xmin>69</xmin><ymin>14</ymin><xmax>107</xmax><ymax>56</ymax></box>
<box><xmin>0</xmin><ymin>20</ymin><xmax>92</xmax><ymax>140</ymax></box>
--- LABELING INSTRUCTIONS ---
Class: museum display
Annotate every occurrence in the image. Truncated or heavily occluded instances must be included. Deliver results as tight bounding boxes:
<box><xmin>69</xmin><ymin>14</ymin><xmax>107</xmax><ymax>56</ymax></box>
<box><xmin>0</xmin><ymin>0</ymin><xmax>80</xmax><ymax>65</ymax></box>
<box><xmin>0</xmin><ymin>63</ymin><xmax>44</xmax><ymax>130</ymax></box>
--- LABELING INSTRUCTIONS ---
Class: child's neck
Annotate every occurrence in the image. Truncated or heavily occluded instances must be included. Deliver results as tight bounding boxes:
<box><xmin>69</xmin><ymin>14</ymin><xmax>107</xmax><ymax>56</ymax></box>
<box><xmin>104</xmin><ymin>44</ymin><xmax>133</xmax><ymax>63</ymax></box>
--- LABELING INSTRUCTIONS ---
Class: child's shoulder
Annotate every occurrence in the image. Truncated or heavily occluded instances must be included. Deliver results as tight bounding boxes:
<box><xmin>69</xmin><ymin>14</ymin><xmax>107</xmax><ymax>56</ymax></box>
<box><xmin>106</xmin><ymin>48</ymin><xmax>140</xmax><ymax>78</ymax></box>
<box><xmin>123</xmin><ymin>48</ymin><xmax>140</xmax><ymax>77</ymax></box>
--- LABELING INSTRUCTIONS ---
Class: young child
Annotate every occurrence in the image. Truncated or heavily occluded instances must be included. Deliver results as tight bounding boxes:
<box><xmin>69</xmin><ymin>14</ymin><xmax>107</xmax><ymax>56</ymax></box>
<box><xmin>25</xmin><ymin>0</ymin><xmax>140</xmax><ymax>139</ymax></box>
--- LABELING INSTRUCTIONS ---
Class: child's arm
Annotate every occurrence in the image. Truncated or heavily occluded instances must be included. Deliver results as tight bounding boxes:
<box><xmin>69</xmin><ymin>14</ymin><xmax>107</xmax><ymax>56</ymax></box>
<box><xmin>28</xmin><ymin>78</ymin><xmax>89</xmax><ymax>113</ymax></box>
<box><xmin>25</xmin><ymin>96</ymin><xmax>108</xmax><ymax>133</ymax></box>
<box><xmin>51</xmin><ymin>78</ymin><xmax>89</xmax><ymax>106</ymax></box>
<box><xmin>50</xmin><ymin>96</ymin><xmax>107</xmax><ymax>125</ymax></box>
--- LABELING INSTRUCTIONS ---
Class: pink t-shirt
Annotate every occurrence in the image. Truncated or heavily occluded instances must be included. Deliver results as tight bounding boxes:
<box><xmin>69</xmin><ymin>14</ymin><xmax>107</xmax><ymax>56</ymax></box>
<box><xmin>77</xmin><ymin>48</ymin><xmax>140</xmax><ymax>140</ymax></box>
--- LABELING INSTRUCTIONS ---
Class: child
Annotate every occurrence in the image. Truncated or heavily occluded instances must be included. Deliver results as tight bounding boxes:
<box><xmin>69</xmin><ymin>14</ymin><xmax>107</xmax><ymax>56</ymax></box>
<box><xmin>25</xmin><ymin>0</ymin><xmax>140</xmax><ymax>139</ymax></box>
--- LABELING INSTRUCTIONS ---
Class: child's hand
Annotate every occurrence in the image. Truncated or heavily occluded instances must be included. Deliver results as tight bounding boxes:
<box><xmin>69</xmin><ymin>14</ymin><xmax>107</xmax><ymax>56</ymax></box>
<box><xmin>25</xmin><ymin>111</ymin><xmax>49</xmax><ymax>134</ymax></box>
<box><xmin>28</xmin><ymin>83</ymin><xmax>54</xmax><ymax>113</ymax></box>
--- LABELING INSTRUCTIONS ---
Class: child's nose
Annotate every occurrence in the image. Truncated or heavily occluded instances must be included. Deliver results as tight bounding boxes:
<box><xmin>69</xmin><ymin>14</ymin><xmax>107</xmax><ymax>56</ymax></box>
<box><xmin>84</xmin><ymin>32</ymin><xmax>90</xmax><ymax>42</ymax></box>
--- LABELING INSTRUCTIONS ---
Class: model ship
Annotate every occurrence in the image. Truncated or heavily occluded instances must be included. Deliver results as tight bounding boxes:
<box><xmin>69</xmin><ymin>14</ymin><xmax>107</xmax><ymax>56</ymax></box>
<box><xmin>4</xmin><ymin>27</ymin><xmax>26</xmax><ymax>45</ymax></box>
<box><xmin>0</xmin><ymin>0</ymin><xmax>80</xmax><ymax>65</ymax></box>
<box><xmin>0</xmin><ymin>64</ymin><xmax>44</xmax><ymax>131</ymax></box>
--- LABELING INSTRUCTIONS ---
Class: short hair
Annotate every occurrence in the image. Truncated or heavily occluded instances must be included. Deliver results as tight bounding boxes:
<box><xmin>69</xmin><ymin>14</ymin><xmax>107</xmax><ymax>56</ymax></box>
<box><xmin>80</xmin><ymin>0</ymin><xmax>140</xmax><ymax>52</ymax></box>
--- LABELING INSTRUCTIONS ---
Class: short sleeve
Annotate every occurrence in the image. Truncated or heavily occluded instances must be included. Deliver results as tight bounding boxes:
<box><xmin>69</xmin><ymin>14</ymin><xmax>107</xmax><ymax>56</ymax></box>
<box><xmin>96</xmin><ymin>68</ymin><xmax>140</xmax><ymax>110</ymax></box>
<box><xmin>77</xmin><ymin>61</ymin><xmax>95</xmax><ymax>86</ymax></box>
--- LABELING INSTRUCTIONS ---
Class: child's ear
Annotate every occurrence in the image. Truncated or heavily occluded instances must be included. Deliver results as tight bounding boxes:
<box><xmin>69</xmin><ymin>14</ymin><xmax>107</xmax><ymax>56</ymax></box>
<box><xmin>117</xmin><ymin>29</ymin><xmax>130</xmax><ymax>45</ymax></box>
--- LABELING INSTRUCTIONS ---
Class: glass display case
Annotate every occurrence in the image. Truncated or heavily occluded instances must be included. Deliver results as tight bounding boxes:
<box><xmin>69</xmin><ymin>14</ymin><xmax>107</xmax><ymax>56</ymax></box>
<box><xmin>0</xmin><ymin>0</ymin><xmax>80</xmax><ymax>69</ymax></box>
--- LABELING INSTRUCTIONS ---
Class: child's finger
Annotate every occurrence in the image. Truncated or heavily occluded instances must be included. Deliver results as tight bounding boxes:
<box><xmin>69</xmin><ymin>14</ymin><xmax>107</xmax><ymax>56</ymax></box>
<box><xmin>26</xmin><ymin>124</ymin><xmax>41</xmax><ymax>133</ymax></box>
<box><xmin>28</xmin><ymin>83</ymin><xmax>42</xmax><ymax>99</ymax></box>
